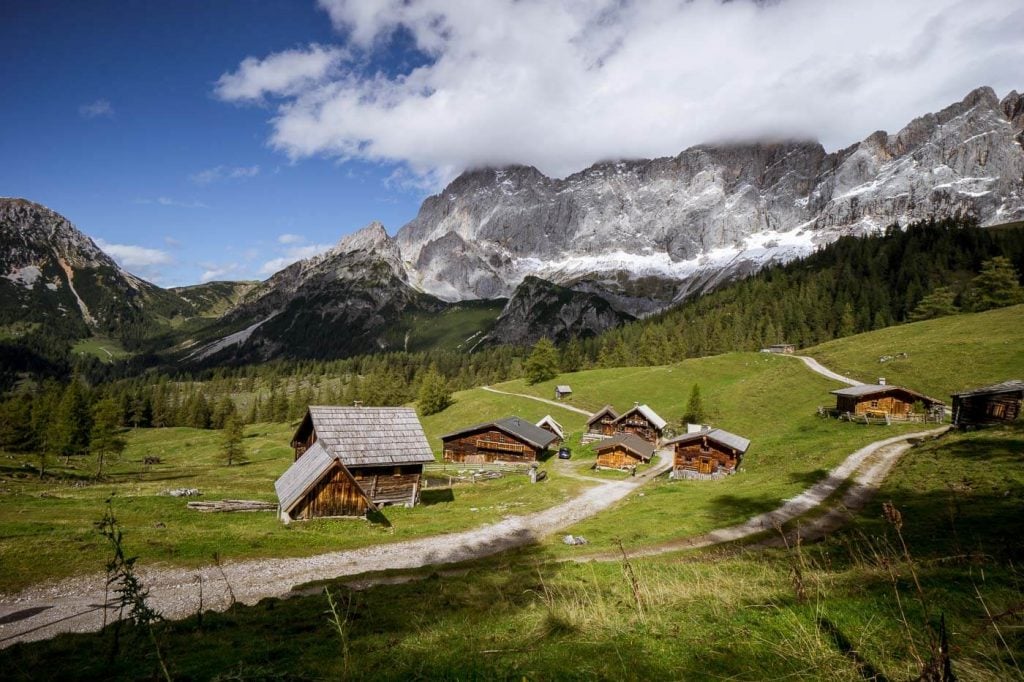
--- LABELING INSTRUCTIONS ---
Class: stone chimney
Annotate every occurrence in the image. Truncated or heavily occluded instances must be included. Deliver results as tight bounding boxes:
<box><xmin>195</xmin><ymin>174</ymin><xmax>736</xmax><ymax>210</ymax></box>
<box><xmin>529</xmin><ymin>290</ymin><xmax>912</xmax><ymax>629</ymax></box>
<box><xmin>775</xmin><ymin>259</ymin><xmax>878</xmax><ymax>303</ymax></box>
<box><xmin>353</xmin><ymin>400</ymin><xmax>364</xmax><ymax>407</ymax></box>
<box><xmin>878</xmin><ymin>378</ymin><xmax>886</xmax><ymax>386</ymax></box>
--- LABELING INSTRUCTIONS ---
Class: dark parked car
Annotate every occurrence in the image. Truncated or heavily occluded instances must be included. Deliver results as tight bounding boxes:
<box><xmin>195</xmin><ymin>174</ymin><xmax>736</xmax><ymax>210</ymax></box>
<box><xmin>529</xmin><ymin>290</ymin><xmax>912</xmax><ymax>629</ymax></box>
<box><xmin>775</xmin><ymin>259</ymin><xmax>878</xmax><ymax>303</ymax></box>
<box><xmin>557</xmin><ymin>447</ymin><xmax>572</xmax><ymax>459</ymax></box>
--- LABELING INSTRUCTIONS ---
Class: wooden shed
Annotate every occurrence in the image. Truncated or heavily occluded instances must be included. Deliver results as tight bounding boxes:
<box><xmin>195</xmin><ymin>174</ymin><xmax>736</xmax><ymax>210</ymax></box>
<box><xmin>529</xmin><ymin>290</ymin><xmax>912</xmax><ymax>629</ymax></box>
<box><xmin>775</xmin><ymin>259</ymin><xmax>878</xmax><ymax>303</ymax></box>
<box><xmin>275</xmin><ymin>406</ymin><xmax>435</xmax><ymax>523</ymax></box>
<box><xmin>442</xmin><ymin>416</ymin><xmax>558</xmax><ymax>464</ymax></box>
<box><xmin>585</xmin><ymin>405</ymin><xmax>620</xmax><ymax>439</ymax></box>
<box><xmin>951</xmin><ymin>380</ymin><xmax>1024</xmax><ymax>428</ymax></box>
<box><xmin>830</xmin><ymin>383</ymin><xmax>945</xmax><ymax>421</ymax></box>
<box><xmin>666</xmin><ymin>428</ymin><xmax>750</xmax><ymax>479</ymax></box>
<box><xmin>535</xmin><ymin>415</ymin><xmax>565</xmax><ymax>443</ymax></box>
<box><xmin>762</xmin><ymin>343</ymin><xmax>796</xmax><ymax>354</ymax></box>
<box><xmin>613</xmin><ymin>403</ymin><xmax>668</xmax><ymax>444</ymax></box>
<box><xmin>594</xmin><ymin>433</ymin><xmax>656</xmax><ymax>471</ymax></box>
<box><xmin>555</xmin><ymin>385</ymin><xmax>573</xmax><ymax>400</ymax></box>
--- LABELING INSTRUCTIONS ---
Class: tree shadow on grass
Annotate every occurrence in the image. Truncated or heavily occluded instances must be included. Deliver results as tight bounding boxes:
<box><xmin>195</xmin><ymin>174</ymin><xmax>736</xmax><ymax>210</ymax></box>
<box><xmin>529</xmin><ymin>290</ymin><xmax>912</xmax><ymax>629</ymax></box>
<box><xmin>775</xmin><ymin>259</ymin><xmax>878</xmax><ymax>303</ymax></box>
<box><xmin>419</xmin><ymin>488</ymin><xmax>455</xmax><ymax>505</ymax></box>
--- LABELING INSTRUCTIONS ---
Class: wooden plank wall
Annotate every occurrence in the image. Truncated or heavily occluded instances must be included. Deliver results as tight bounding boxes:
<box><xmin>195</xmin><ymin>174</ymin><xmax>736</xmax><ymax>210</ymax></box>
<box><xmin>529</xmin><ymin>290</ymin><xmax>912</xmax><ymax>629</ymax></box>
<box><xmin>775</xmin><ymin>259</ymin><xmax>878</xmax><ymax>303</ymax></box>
<box><xmin>443</xmin><ymin>428</ymin><xmax>539</xmax><ymax>463</ymax></box>
<box><xmin>954</xmin><ymin>394</ymin><xmax>1023</xmax><ymax>426</ymax></box>
<box><xmin>292</xmin><ymin>464</ymin><xmax>368</xmax><ymax>519</ymax></box>
<box><xmin>352</xmin><ymin>464</ymin><xmax>422</xmax><ymax>505</ymax></box>
<box><xmin>673</xmin><ymin>441</ymin><xmax>739</xmax><ymax>474</ymax></box>
<box><xmin>596</xmin><ymin>445</ymin><xmax>642</xmax><ymax>469</ymax></box>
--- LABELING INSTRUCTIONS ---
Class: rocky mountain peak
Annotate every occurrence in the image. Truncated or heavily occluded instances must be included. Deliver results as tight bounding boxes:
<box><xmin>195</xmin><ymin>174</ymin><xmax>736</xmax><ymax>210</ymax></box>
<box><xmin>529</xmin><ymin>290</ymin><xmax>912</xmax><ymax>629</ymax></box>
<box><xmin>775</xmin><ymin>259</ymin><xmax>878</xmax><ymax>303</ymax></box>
<box><xmin>0</xmin><ymin>197</ymin><xmax>111</xmax><ymax>270</ymax></box>
<box><xmin>333</xmin><ymin>220</ymin><xmax>391</xmax><ymax>254</ymax></box>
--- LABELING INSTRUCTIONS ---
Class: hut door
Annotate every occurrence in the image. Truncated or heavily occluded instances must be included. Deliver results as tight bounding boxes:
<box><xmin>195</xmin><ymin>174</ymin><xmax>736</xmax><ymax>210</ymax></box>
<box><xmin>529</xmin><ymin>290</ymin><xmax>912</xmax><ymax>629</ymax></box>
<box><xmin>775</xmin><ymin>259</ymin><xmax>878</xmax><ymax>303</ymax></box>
<box><xmin>698</xmin><ymin>457</ymin><xmax>712</xmax><ymax>474</ymax></box>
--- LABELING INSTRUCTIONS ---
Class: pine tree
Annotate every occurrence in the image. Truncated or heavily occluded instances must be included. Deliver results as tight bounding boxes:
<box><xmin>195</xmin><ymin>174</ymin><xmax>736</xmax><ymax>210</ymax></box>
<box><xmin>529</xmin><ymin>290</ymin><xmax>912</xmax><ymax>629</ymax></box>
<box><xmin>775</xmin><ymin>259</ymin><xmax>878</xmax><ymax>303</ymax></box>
<box><xmin>222</xmin><ymin>414</ymin><xmax>246</xmax><ymax>466</ymax></box>
<box><xmin>524</xmin><ymin>338</ymin><xmax>559</xmax><ymax>385</ymax></box>
<box><xmin>54</xmin><ymin>377</ymin><xmax>92</xmax><ymax>459</ymax></box>
<box><xmin>561</xmin><ymin>338</ymin><xmax>584</xmax><ymax>373</ymax></box>
<box><xmin>417</xmin><ymin>367</ymin><xmax>452</xmax><ymax>416</ymax></box>
<box><xmin>838</xmin><ymin>302</ymin><xmax>856</xmax><ymax>337</ymax></box>
<box><xmin>90</xmin><ymin>398</ymin><xmax>126</xmax><ymax>478</ymax></box>
<box><xmin>909</xmin><ymin>286</ymin><xmax>959</xmax><ymax>321</ymax></box>
<box><xmin>0</xmin><ymin>398</ymin><xmax>34</xmax><ymax>452</ymax></box>
<box><xmin>682</xmin><ymin>384</ymin><xmax>707</xmax><ymax>425</ymax></box>
<box><xmin>965</xmin><ymin>256</ymin><xmax>1024</xmax><ymax>311</ymax></box>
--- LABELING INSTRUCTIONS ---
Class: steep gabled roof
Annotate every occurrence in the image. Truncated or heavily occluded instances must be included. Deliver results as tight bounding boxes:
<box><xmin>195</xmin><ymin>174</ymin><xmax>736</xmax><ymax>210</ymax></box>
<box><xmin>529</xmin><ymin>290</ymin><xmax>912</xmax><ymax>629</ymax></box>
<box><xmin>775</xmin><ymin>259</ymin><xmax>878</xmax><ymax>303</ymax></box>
<box><xmin>664</xmin><ymin>428</ymin><xmax>751</xmax><ymax>454</ymax></box>
<box><xmin>442</xmin><ymin>416</ymin><xmax>558</xmax><ymax>450</ymax></box>
<box><xmin>556</xmin><ymin>385</ymin><xmax>573</xmax><ymax>393</ymax></box>
<box><xmin>302</xmin><ymin>406</ymin><xmax>435</xmax><ymax>467</ymax></box>
<box><xmin>614</xmin><ymin>404</ymin><xmax>668</xmax><ymax>430</ymax></box>
<box><xmin>951</xmin><ymin>379</ymin><xmax>1024</xmax><ymax>398</ymax></box>
<box><xmin>535</xmin><ymin>415</ymin><xmax>565</xmax><ymax>440</ymax></box>
<box><xmin>273</xmin><ymin>442</ymin><xmax>376</xmax><ymax>514</ymax></box>
<box><xmin>595</xmin><ymin>433</ymin><xmax>657</xmax><ymax>461</ymax></box>
<box><xmin>587</xmin><ymin>405</ymin><xmax>619</xmax><ymax>426</ymax></box>
<box><xmin>830</xmin><ymin>385</ymin><xmax>945</xmax><ymax>405</ymax></box>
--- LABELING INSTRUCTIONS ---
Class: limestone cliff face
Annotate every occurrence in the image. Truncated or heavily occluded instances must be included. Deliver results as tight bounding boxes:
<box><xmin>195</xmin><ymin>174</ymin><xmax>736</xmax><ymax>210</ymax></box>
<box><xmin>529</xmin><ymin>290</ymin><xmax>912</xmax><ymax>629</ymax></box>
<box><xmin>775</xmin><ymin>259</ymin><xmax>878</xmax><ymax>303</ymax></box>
<box><xmin>396</xmin><ymin>87</ymin><xmax>1024</xmax><ymax>309</ymax></box>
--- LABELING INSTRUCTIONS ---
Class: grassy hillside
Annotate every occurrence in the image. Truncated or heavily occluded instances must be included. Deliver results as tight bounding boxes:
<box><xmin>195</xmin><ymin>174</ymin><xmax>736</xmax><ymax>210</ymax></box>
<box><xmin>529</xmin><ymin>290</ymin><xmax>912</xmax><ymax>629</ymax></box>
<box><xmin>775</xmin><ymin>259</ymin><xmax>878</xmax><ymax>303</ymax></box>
<box><xmin>805</xmin><ymin>304</ymin><xmax>1024</xmax><ymax>398</ymax></box>
<box><xmin>6</xmin><ymin>425</ymin><xmax>1020</xmax><ymax>680</ymax></box>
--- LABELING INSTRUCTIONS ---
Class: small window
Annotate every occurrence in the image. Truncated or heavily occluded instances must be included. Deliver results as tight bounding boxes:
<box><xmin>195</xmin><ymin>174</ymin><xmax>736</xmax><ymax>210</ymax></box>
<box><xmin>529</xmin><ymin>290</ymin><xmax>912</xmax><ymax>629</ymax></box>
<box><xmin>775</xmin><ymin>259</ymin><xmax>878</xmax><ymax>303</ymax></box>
<box><xmin>870</xmin><ymin>400</ymin><xmax>879</xmax><ymax>408</ymax></box>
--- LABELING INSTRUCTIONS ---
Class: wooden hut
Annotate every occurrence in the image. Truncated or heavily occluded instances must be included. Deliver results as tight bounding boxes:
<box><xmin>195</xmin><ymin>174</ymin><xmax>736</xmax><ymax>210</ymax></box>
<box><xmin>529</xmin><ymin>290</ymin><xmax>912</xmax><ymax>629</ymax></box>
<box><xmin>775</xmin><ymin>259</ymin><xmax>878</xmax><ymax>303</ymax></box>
<box><xmin>535</xmin><ymin>415</ymin><xmax>565</xmax><ymax>443</ymax></box>
<box><xmin>666</xmin><ymin>428</ymin><xmax>750</xmax><ymax>479</ymax></box>
<box><xmin>584</xmin><ymin>405</ymin><xmax>620</xmax><ymax>440</ymax></box>
<box><xmin>761</xmin><ymin>343</ymin><xmax>796</xmax><ymax>354</ymax></box>
<box><xmin>594</xmin><ymin>433</ymin><xmax>656</xmax><ymax>471</ymax></box>
<box><xmin>612</xmin><ymin>403</ymin><xmax>668</xmax><ymax>444</ymax></box>
<box><xmin>951</xmin><ymin>380</ymin><xmax>1024</xmax><ymax>428</ymax></box>
<box><xmin>276</xmin><ymin>406</ymin><xmax>434</xmax><ymax>523</ymax></box>
<box><xmin>442</xmin><ymin>416</ymin><xmax>558</xmax><ymax>464</ymax></box>
<box><xmin>555</xmin><ymin>385</ymin><xmax>573</xmax><ymax>400</ymax></box>
<box><xmin>830</xmin><ymin>383</ymin><xmax>945</xmax><ymax>421</ymax></box>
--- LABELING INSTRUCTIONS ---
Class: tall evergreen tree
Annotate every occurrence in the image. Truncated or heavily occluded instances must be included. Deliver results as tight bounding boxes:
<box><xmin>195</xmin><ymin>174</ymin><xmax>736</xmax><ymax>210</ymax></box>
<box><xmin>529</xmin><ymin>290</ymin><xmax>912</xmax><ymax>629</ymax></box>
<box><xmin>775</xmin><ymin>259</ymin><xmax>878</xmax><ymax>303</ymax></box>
<box><xmin>222</xmin><ymin>414</ymin><xmax>246</xmax><ymax>466</ymax></box>
<box><xmin>54</xmin><ymin>376</ymin><xmax>92</xmax><ymax>459</ymax></box>
<box><xmin>965</xmin><ymin>256</ymin><xmax>1024</xmax><ymax>311</ymax></box>
<box><xmin>417</xmin><ymin>366</ymin><xmax>452</xmax><ymax>416</ymax></box>
<box><xmin>525</xmin><ymin>338</ymin><xmax>559</xmax><ymax>385</ymax></box>
<box><xmin>90</xmin><ymin>397</ymin><xmax>126</xmax><ymax>478</ymax></box>
<box><xmin>909</xmin><ymin>286</ymin><xmax>959</xmax><ymax>321</ymax></box>
<box><xmin>682</xmin><ymin>384</ymin><xmax>707</xmax><ymax>425</ymax></box>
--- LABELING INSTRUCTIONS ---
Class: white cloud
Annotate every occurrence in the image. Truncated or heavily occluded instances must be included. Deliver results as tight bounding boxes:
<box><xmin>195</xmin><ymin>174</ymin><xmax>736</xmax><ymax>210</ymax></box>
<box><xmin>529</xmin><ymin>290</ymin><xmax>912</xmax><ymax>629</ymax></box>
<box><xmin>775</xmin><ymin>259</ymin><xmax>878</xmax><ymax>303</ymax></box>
<box><xmin>199</xmin><ymin>263</ymin><xmax>243</xmax><ymax>283</ymax></box>
<box><xmin>277</xmin><ymin>233</ymin><xmax>305</xmax><ymax>244</ymax></box>
<box><xmin>79</xmin><ymin>99</ymin><xmax>114</xmax><ymax>119</ymax></box>
<box><xmin>260</xmin><ymin>243</ymin><xmax>333</xmax><ymax>275</ymax></box>
<box><xmin>190</xmin><ymin>165</ymin><xmax>261</xmax><ymax>184</ymax></box>
<box><xmin>216</xmin><ymin>0</ymin><xmax>1024</xmax><ymax>186</ymax></box>
<box><xmin>95</xmin><ymin>238</ymin><xmax>173</xmax><ymax>283</ymax></box>
<box><xmin>214</xmin><ymin>44</ymin><xmax>347</xmax><ymax>101</ymax></box>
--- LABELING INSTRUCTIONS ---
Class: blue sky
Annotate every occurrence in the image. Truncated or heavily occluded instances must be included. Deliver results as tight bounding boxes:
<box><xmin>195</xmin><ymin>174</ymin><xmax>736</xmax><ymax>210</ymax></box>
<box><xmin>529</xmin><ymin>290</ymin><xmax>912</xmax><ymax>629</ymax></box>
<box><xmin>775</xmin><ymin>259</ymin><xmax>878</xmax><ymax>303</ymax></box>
<box><xmin>0</xmin><ymin>1</ymin><xmax>427</xmax><ymax>286</ymax></box>
<box><xmin>3</xmin><ymin>1</ymin><xmax>1021</xmax><ymax>287</ymax></box>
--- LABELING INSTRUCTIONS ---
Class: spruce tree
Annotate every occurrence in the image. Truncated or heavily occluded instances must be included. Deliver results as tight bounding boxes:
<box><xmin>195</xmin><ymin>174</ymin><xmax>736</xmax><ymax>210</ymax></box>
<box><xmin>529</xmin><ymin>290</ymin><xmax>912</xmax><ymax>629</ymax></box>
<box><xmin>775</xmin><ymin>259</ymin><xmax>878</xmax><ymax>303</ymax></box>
<box><xmin>54</xmin><ymin>377</ymin><xmax>92</xmax><ymax>459</ymax></box>
<box><xmin>90</xmin><ymin>398</ymin><xmax>126</xmax><ymax>478</ymax></box>
<box><xmin>682</xmin><ymin>384</ymin><xmax>707</xmax><ymax>425</ymax></box>
<box><xmin>965</xmin><ymin>256</ymin><xmax>1024</xmax><ymax>311</ymax></box>
<box><xmin>0</xmin><ymin>399</ymin><xmax>35</xmax><ymax>452</ymax></box>
<box><xmin>222</xmin><ymin>414</ymin><xmax>246</xmax><ymax>466</ymax></box>
<box><xmin>909</xmin><ymin>286</ymin><xmax>958</xmax><ymax>321</ymax></box>
<box><xmin>525</xmin><ymin>338</ymin><xmax>559</xmax><ymax>385</ymax></box>
<box><xmin>417</xmin><ymin>367</ymin><xmax>452</xmax><ymax>416</ymax></box>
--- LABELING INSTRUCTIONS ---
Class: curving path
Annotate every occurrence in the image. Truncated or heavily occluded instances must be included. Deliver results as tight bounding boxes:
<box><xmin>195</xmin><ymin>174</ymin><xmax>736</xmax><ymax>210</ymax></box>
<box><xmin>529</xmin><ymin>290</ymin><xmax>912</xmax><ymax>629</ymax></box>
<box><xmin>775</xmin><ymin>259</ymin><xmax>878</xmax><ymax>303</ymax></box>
<box><xmin>790</xmin><ymin>354</ymin><xmax>865</xmax><ymax>386</ymax></box>
<box><xmin>481</xmin><ymin>386</ymin><xmax>595</xmax><ymax>416</ymax></box>
<box><xmin>0</xmin><ymin>355</ymin><xmax>930</xmax><ymax>648</ymax></box>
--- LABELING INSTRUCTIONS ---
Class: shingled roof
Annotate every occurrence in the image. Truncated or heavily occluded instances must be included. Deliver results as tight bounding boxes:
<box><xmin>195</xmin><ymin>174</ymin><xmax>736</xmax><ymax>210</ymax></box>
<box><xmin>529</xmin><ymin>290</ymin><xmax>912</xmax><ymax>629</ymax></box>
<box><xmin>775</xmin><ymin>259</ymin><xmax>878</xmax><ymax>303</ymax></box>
<box><xmin>587</xmin><ymin>405</ymin><xmax>619</xmax><ymax>426</ymax></box>
<box><xmin>274</xmin><ymin>442</ymin><xmax>374</xmax><ymax>514</ymax></box>
<box><xmin>614</xmin><ymin>403</ymin><xmax>668</xmax><ymax>430</ymax></box>
<box><xmin>665</xmin><ymin>428</ymin><xmax>751</xmax><ymax>453</ymax></box>
<box><xmin>535</xmin><ymin>415</ymin><xmax>565</xmax><ymax>440</ymax></box>
<box><xmin>595</xmin><ymin>433</ymin><xmax>657</xmax><ymax>461</ymax></box>
<box><xmin>951</xmin><ymin>379</ymin><xmax>1024</xmax><ymax>397</ymax></box>
<box><xmin>301</xmin><ymin>406</ymin><xmax>435</xmax><ymax>467</ymax></box>
<box><xmin>442</xmin><ymin>416</ymin><xmax>558</xmax><ymax>450</ymax></box>
<box><xmin>830</xmin><ymin>384</ymin><xmax>945</xmax><ymax>405</ymax></box>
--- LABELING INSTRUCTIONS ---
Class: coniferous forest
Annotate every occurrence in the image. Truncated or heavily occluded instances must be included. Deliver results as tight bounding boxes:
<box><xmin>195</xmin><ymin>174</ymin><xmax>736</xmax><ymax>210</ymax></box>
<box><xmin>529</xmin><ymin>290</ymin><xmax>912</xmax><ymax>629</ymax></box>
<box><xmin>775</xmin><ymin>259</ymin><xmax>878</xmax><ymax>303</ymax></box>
<box><xmin>1</xmin><ymin>218</ymin><xmax>1022</xmax><ymax>456</ymax></box>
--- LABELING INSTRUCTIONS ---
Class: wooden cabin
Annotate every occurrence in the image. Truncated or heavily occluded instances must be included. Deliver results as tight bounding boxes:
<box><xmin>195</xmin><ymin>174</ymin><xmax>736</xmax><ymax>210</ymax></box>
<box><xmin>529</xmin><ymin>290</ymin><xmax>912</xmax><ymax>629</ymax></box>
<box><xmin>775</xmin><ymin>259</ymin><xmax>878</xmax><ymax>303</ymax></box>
<box><xmin>442</xmin><ymin>416</ymin><xmax>558</xmax><ymax>464</ymax></box>
<box><xmin>762</xmin><ymin>343</ymin><xmax>796</xmax><ymax>354</ymax></box>
<box><xmin>535</xmin><ymin>415</ymin><xmax>565</xmax><ymax>444</ymax></box>
<box><xmin>666</xmin><ymin>428</ymin><xmax>750</xmax><ymax>479</ymax></box>
<box><xmin>555</xmin><ymin>385</ymin><xmax>573</xmax><ymax>400</ymax></box>
<box><xmin>585</xmin><ymin>405</ymin><xmax>620</xmax><ymax>439</ymax></box>
<box><xmin>951</xmin><ymin>380</ymin><xmax>1024</xmax><ymax>428</ymax></box>
<box><xmin>830</xmin><ymin>383</ymin><xmax>945</xmax><ymax>421</ymax></box>
<box><xmin>594</xmin><ymin>434</ymin><xmax>655</xmax><ymax>471</ymax></box>
<box><xmin>276</xmin><ymin>406</ymin><xmax>435</xmax><ymax>522</ymax></box>
<box><xmin>612</xmin><ymin>403</ymin><xmax>667</xmax><ymax>444</ymax></box>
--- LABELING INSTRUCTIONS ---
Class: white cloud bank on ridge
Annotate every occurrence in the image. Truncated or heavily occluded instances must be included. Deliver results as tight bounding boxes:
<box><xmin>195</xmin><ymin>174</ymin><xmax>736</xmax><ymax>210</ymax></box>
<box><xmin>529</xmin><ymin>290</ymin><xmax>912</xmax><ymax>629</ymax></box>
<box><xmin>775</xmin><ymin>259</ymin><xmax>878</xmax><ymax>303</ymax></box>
<box><xmin>215</xmin><ymin>0</ymin><xmax>1024</xmax><ymax>187</ymax></box>
<box><xmin>95</xmin><ymin>238</ymin><xmax>173</xmax><ymax>283</ymax></box>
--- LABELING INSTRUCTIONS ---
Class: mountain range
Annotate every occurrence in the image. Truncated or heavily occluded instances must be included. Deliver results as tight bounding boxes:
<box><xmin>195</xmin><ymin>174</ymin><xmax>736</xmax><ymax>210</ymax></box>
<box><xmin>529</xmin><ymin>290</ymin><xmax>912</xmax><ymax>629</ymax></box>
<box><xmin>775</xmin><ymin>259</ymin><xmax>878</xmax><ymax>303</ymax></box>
<box><xmin>2</xmin><ymin>85</ymin><xmax>1022</xmax><ymax>368</ymax></box>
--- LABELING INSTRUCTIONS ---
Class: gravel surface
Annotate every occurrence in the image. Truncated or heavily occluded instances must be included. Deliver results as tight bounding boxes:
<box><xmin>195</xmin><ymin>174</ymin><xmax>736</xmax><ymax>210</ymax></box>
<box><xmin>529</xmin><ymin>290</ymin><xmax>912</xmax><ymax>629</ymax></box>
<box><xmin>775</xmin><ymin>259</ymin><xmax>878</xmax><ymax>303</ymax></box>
<box><xmin>481</xmin><ymin>386</ymin><xmax>595</xmax><ymax>416</ymax></box>
<box><xmin>790</xmin><ymin>355</ymin><xmax>865</xmax><ymax>386</ymax></box>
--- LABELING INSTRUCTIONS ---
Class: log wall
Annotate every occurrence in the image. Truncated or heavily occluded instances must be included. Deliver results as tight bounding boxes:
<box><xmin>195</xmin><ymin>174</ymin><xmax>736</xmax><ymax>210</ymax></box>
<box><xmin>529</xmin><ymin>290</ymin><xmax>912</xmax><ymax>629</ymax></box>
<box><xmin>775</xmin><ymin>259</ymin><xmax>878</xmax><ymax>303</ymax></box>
<box><xmin>673</xmin><ymin>440</ymin><xmax>740</xmax><ymax>475</ymax></box>
<box><xmin>443</xmin><ymin>428</ymin><xmax>540</xmax><ymax>464</ymax></box>
<box><xmin>595</xmin><ymin>445</ymin><xmax>643</xmax><ymax>470</ymax></box>
<box><xmin>352</xmin><ymin>465</ymin><xmax>422</xmax><ymax>506</ymax></box>
<box><xmin>953</xmin><ymin>393</ymin><xmax>1023</xmax><ymax>427</ymax></box>
<box><xmin>291</xmin><ymin>464</ymin><xmax>368</xmax><ymax>519</ymax></box>
<box><xmin>617</xmin><ymin>413</ymin><xmax>661</xmax><ymax>443</ymax></box>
